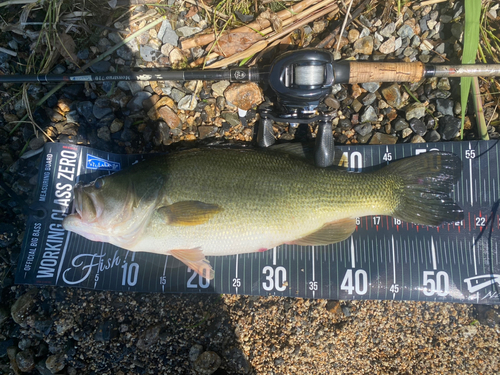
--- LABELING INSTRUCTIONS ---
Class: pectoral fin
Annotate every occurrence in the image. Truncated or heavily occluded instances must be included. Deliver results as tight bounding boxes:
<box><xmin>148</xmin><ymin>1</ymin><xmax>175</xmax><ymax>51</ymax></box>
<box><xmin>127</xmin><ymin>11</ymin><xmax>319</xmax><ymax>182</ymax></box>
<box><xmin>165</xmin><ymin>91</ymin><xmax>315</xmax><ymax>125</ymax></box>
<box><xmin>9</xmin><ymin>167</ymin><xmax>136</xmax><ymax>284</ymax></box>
<box><xmin>291</xmin><ymin>218</ymin><xmax>356</xmax><ymax>246</ymax></box>
<box><xmin>170</xmin><ymin>248</ymin><xmax>214</xmax><ymax>280</ymax></box>
<box><xmin>157</xmin><ymin>201</ymin><xmax>223</xmax><ymax>226</ymax></box>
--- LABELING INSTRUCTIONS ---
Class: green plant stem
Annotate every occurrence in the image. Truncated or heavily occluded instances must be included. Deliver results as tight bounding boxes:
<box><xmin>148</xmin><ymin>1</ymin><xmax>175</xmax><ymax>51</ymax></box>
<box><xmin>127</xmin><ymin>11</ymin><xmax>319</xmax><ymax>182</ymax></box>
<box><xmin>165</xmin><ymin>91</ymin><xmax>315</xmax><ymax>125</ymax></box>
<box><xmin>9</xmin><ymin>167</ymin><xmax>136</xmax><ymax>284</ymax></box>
<box><xmin>472</xmin><ymin>77</ymin><xmax>489</xmax><ymax>140</ymax></box>
<box><xmin>9</xmin><ymin>16</ymin><xmax>166</xmax><ymax>136</ymax></box>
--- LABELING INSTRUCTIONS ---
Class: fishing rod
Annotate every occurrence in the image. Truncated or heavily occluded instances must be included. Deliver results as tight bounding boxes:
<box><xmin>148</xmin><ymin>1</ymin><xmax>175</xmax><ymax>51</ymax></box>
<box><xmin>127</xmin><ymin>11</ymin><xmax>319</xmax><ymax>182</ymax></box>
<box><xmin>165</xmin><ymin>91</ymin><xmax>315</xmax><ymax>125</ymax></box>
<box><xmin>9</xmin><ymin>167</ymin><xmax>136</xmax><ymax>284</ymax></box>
<box><xmin>3</xmin><ymin>49</ymin><xmax>500</xmax><ymax>166</ymax></box>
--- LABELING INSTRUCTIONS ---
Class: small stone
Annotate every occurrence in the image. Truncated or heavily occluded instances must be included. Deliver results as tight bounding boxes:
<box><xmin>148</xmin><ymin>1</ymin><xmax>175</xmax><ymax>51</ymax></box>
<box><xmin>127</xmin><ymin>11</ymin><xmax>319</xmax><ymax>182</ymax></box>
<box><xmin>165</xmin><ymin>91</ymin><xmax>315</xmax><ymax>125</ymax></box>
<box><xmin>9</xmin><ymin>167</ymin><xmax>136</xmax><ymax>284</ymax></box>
<box><xmin>178</xmin><ymin>95</ymin><xmax>197</xmax><ymax>111</ymax></box>
<box><xmin>379</xmin><ymin>36</ymin><xmax>396</xmax><ymax>54</ymax></box>
<box><xmin>348</xmin><ymin>29</ymin><xmax>360</xmax><ymax>43</ymax></box>
<box><xmin>222</xmin><ymin>112</ymin><xmax>241</xmax><ymax>127</ymax></box>
<box><xmin>224</xmin><ymin>82</ymin><xmax>264</xmax><ymax>110</ymax></box>
<box><xmin>425</xmin><ymin>129</ymin><xmax>441</xmax><ymax>142</ymax></box>
<box><xmin>436</xmin><ymin>99</ymin><xmax>454</xmax><ymax>116</ymax></box>
<box><xmin>176</xmin><ymin>26</ymin><xmax>202</xmax><ymax>37</ymax></box>
<box><xmin>16</xmin><ymin>349</ymin><xmax>35</xmax><ymax>372</ymax></box>
<box><xmin>409</xmin><ymin>118</ymin><xmax>427</xmax><ymax>136</ymax></box>
<box><xmin>29</xmin><ymin>135</ymin><xmax>46</xmax><ymax>150</ymax></box>
<box><xmin>158</xmin><ymin>20</ymin><xmax>179</xmax><ymax>45</ymax></box>
<box><xmin>116</xmin><ymin>46</ymin><xmax>133</xmax><ymax>60</ymax></box>
<box><xmin>110</xmin><ymin>119</ymin><xmax>124</xmax><ymax>133</ymax></box>
<box><xmin>437</xmin><ymin>77</ymin><xmax>451</xmax><ymax>91</ymax></box>
<box><xmin>89</xmin><ymin>61</ymin><xmax>111</xmax><ymax>73</ymax></box>
<box><xmin>170</xmin><ymin>88</ymin><xmax>186</xmax><ymax>103</ymax></box>
<box><xmin>193</xmin><ymin>351</ymin><xmax>222</xmax><ymax>375</ymax></box>
<box><xmin>140</xmin><ymin>45</ymin><xmax>161</xmax><ymax>62</ymax></box>
<box><xmin>451</xmin><ymin>23</ymin><xmax>463</xmax><ymax>39</ymax></box>
<box><xmin>361</xmin><ymin>82</ymin><xmax>380</xmax><ymax>93</ymax></box>
<box><xmin>402</xmin><ymin>127</ymin><xmax>413</xmax><ymax>138</ymax></box>
<box><xmin>395</xmin><ymin>37</ymin><xmax>402</xmax><ymax>50</ymax></box>
<box><xmin>127</xmin><ymin>91</ymin><xmax>152</xmax><ymax>112</ymax></box>
<box><xmin>361</xmin><ymin>106</ymin><xmax>378</xmax><ymax>123</ymax></box>
<box><xmin>354</xmin><ymin>124</ymin><xmax>372</xmax><ymax>137</ymax></box>
<box><xmin>212</xmin><ymin>81</ymin><xmax>230</xmax><ymax>97</ymax></box>
<box><xmin>353</xmin><ymin>36</ymin><xmax>373</xmax><ymax>55</ymax></box>
<box><xmin>97</xmin><ymin>126</ymin><xmax>111</xmax><ymax>142</ymax></box>
<box><xmin>420</xmin><ymin>40</ymin><xmax>434</xmax><ymax>51</ymax></box>
<box><xmin>369</xmin><ymin>132</ymin><xmax>398</xmax><ymax>144</ymax></box>
<box><xmin>438</xmin><ymin>115</ymin><xmax>461</xmax><ymax>140</ymax></box>
<box><xmin>393</xmin><ymin>118</ymin><xmax>409</xmax><ymax>131</ymax></box>
<box><xmin>169</xmin><ymin>48</ymin><xmax>185</xmax><ymax>65</ymax></box>
<box><xmin>189</xmin><ymin>344</ymin><xmax>204</xmax><ymax>362</ymax></box>
<box><xmin>381</xmin><ymin>84</ymin><xmax>402</xmax><ymax>108</ymax></box>
<box><xmin>405</xmin><ymin>102</ymin><xmax>426</xmax><ymax>120</ymax></box>
<box><xmin>454</xmin><ymin>101</ymin><xmax>462</xmax><ymax>116</ymax></box>
<box><xmin>155</xmin><ymin>122</ymin><xmax>171</xmax><ymax>146</ymax></box>
<box><xmin>45</xmin><ymin>353</ymin><xmax>65</xmax><ymax>374</ymax></box>
<box><xmin>11</xmin><ymin>289</ymin><xmax>37</xmax><ymax>326</ymax></box>
<box><xmin>351</xmin><ymin>99</ymin><xmax>363</xmax><ymax>113</ymax></box>
<box><xmin>398</xmin><ymin>24</ymin><xmax>415</xmax><ymax>39</ymax></box>
<box><xmin>92</xmin><ymin>98</ymin><xmax>113</xmax><ymax>119</ymax></box>
<box><xmin>137</xmin><ymin>325</ymin><xmax>161</xmax><ymax>351</ymax></box>
<box><xmin>411</xmin><ymin>134</ymin><xmax>426</xmax><ymax>143</ymax></box>
<box><xmin>362</xmin><ymin>93</ymin><xmax>377</xmax><ymax>106</ymax></box>
<box><xmin>198</xmin><ymin>126</ymin><xmax>217</xmax><ymax>139</ymax></box>
<box><xmin>338</xmin><ymin>118</ymin><xmax>351</xmax><ymax>130</ymax></box>
<box><xmin>158</xmin><ymin>106</ymin><xmax>181</xmax><ymax>128</ymax></box>
<box><xmin>324</xmin><ymin>95</ymin><xmax>340</xmax><ymax>109</ymax></box>
<box><xmin>380</xmin><ymin>23</ymin><xmax>396</xmax><ymax>38</ymax></box>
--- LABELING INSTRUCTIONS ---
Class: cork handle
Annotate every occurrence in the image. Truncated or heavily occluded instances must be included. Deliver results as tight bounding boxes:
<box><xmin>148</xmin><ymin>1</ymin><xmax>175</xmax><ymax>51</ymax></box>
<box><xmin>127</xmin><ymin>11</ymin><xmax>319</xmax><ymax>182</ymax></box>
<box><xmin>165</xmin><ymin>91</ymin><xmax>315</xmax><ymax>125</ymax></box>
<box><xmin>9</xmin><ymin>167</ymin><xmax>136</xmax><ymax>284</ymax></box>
<box><xmin>348</xmin><ymin>62</ymin><xmax>425</xmax><ymax>83</ymax></box>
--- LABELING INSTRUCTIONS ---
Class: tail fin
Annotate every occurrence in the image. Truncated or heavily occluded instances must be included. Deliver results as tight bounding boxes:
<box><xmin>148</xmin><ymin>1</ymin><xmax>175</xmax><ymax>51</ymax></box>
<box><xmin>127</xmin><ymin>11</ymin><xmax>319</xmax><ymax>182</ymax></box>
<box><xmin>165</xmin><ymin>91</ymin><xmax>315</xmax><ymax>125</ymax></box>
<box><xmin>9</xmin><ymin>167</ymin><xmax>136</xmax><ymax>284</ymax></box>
<box><xmin>385</xmin><ymin>152</ymin><xmax>464</xmax><ymax>226</ymax></box>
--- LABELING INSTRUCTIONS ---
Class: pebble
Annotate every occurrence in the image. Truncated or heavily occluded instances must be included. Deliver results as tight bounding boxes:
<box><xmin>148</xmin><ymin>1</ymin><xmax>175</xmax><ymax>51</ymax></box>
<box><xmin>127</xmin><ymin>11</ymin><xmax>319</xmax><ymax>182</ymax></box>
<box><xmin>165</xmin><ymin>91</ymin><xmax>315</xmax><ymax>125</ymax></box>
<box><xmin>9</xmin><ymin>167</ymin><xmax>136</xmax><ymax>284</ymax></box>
<box><xmin>222</xmin><ymin>112</ymin><xmax>241</xmax><ymax>127</ymax></box>
<box><xmin>137</xmin><ymin>325</ymin><xmax>161</xmax><ymax>351</ymax></box>
<box><xmin>92</xmin><ymin>98</ymin><xmax>114</xmax><ymax>119</ymax></box>
<box><xmin>393</xmin><ymin>118</ymin><xmax>409</xmax><ymax>131</ymax></box>
<box><xmin>425</xmin><ymin>129</ymin><xmax>441</xmax><ymax>142</ymax></box>
<box><xmin>369</xmin><ymin>132</ymin><xmax>398</xmax><ymax>144</ymax></box>
<box><xmin>193</xmin><ymin>351</ymin><xmax>222</xmax><ymax>375</ymax></box>
<box><xmin>438</xmin><ymin>115</ymin><xmax>461</xmax><ymax>140</ymax></box>
<box><xmin>116</xmin><ymin>45</ymin><xmax>133</xmax><ymax>60</ymax></box>
<box><xmin>157</xmin><ymin>106</ymin><xmax>181</xmax><ymax>128</ymax></box>
<box><xmin>126</xmin><ymin>91</ymin><xmax>152</xmax><ymax>112</ymax></box>
<box><xmin>16</xmin><ymin>349</ymin><xmax>35</xmax><ymax>372</ymax></box>
<box><xmin>405</xmin><ymin>102</ymin><xmax>426</xmax><ymax>120</ymax></box>
<box><xmin>351</xmin><ymin>99</ymin><xmax>363</xmax><ymax>113</ymax></box>
<box><xmin>409</xmin><ymin>118</ymin><xmax>427</xmax><ymax>136</ymax></box>
<box><xmin>158</xmin><ymin>20</ymin><xmax>179</xmax><ymax>45</ymax></box>
<box><xmin>11</xmin><ymin>289</ymin><xmax>37</xmax><ymax>326</ymax></box>
<box><xmin>97</xmin><ymin>126</ymin><xmax>111</xmax><ymax>142</ymax></box>
<box><xmin>397</xmin><ymin>24</ymin><xmax>415</xmax><ymax>39</ymax></box>
<box><xmin>45</xmin><ymin>353</ymin><xmax>65</xmax><ymax>374</ymax></box>
<box><xmin>140</xmin><ymin>45</ymin><xmax>161</xmax><ymax>62</ymax></box>
<box><xmin>411</xmin><ymin>134</ymin><xmax>426</xmax><ymax>143</ymax></box>
<box><xmin>324</xmin><ymin>95</ymin><xmax>340</xmax><ymax>109</ymax></box>
<box><xmin>178</xmin><ymin>95</ymin><xmax>198</xmax><ymax>111</ymax></box>
<box><xmin>89</xmin><ymin>61</ymin><xmax>111</xmax><ymax>73</ymax></box>
<box><xmin>361</xmin><ymin>82</ymin><xmax>380</xmax><ymax>93</ymax></box>
<box><xmin>353</xmin><ymin>36</ymin><xmax>373</xmax><ymax>55</ymax></box>
<box><xmin>212</xmin><ymin>81</ymin><xmax>230</xmax><ymax>97</ymax></box>
<box><xmin>354</xmin><ymin>124</ymin><xmax>372</xmax><ymax>137</ymax></box>
<box><xmin>189</xmin><ymin>344</ymin><xmax>204</xmax><ymax>362</ymax></box>
<box><xmin>436</xmin><ymin>99</ymin><xmax>454</xmax><ymax>116</ymax></box>
<box><xmin>437</xmin><ymin>78</ymin><xmax>451</xmax><ymax>91</ymax></box>
<box><xmin>170</xmin><ymin>88</ymin><xmax>186</xmax><ymax>103</ymax></box>
<box><xmin>224</xmin><ymin>83</ymin><xmax>264</xmax><ymax>110</ymax></box>
<box><xmin>379</xmin><ymin>36</ymin><xmax>396</xmax><ymax>54</ymax></box>
<box><xmin>381</xmin><ymin>84</ymin><xmax>402</xmax><ymax>108</ymax></box>
<box><xmin>402</xmin><ymin>127</ymin><xmax>413</xmax><ymax>138</ymax></box>
<box><xmin>76</xmin><ymin>101</ymin><xmax>95</xmax><ymax>122</ymax></box>
<box><xmin>348</xmin><ymin>29</ymin><xmax>360</xmax><ymax>43</ymax></box>
<box><xmin>361</xmin><ymin>106</ymin><xmax>378</xmax><ymax>123</ymax></box>
<box><xmin>110</xmin><ymin>119</ymin><xmax>124</xmax><ymax>133</ymax></box>
<box><xmin>362</xmin><ymin>92</ymin><xmax>377</xmax><ymax>106</ymax></box>
<box><xmin>338</xmin><ymin>118</ymin><xmax>351</xmax><ymax>130</ymax></box>
<box><xmin>380</xmin><ymin>22</ymin><xmax>396</xmax><ymax>38</ymax></box>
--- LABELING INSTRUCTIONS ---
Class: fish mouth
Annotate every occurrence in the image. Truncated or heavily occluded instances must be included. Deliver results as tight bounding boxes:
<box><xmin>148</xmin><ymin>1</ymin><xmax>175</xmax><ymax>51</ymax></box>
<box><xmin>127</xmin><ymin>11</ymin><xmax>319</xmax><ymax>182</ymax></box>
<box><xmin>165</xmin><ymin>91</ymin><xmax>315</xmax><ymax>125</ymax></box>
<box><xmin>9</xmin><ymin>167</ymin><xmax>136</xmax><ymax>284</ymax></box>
<box><xmin>73</xmin><ymin>183</ymin><xmax>102</xmax><ymax>223</ymax></box>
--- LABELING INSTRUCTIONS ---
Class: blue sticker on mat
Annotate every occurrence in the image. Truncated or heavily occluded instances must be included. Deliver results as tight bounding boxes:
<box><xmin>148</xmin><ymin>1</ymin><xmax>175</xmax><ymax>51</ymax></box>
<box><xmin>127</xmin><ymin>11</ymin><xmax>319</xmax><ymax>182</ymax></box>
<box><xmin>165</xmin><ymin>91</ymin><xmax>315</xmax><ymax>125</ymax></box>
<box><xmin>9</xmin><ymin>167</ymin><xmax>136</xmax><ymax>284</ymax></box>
<box><xmin>86</xmin><ymin>154</ymin><xmax>121</xmax><ymax>171</ymax></box>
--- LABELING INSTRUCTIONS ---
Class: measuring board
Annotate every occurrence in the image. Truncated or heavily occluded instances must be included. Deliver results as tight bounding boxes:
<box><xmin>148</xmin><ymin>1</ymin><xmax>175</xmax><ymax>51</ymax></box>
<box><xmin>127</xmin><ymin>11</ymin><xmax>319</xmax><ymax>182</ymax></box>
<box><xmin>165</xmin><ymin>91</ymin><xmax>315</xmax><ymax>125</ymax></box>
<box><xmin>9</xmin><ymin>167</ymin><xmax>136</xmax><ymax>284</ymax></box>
<box><xmin>16</xmin><ymin>140</ymin><xmax>500</xmax><ymax>304</ymax></box>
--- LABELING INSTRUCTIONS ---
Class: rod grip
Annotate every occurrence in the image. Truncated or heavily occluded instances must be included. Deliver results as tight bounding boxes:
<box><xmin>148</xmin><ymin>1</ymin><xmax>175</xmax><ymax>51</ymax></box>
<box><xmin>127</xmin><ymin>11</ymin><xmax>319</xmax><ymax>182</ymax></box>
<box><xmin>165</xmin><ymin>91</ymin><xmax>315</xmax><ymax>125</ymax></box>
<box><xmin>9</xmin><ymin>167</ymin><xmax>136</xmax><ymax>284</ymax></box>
<box><xmin>348</xmin><ymin>62</ymin><xmax>425</xmax><ymax>83</ymax></box>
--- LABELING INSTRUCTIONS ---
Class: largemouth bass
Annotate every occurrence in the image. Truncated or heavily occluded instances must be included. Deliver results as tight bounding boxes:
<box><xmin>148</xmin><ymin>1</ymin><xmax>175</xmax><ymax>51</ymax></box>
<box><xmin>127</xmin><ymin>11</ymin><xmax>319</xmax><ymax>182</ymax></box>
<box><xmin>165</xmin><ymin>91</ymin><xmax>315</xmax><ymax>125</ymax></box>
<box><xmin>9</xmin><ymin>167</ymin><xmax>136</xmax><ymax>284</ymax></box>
<box><xmin>63</xmin><ymin>147</ymin><xmax>463</xmax><ymax>279</ymax></box>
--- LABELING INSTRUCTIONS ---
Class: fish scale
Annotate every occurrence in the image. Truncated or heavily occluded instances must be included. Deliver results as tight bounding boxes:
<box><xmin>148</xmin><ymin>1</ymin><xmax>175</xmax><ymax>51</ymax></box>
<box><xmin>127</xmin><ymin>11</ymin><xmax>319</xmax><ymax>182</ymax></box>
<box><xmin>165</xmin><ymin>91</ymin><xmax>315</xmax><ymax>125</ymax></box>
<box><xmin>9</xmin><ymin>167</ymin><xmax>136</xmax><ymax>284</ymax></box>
<box><xmin>17</xmin><ymin>141</ymin><xmax>500</xmax><ymax>304</ymax></box>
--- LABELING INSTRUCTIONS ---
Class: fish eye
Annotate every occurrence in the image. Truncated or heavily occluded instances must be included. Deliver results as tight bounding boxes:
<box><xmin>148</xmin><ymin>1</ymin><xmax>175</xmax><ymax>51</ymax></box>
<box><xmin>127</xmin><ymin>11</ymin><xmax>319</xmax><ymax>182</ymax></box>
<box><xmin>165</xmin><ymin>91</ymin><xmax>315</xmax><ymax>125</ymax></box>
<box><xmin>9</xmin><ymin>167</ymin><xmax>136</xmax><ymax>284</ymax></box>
<box><xmin>94</xmin><ymin>177</ymin><xmax>105</xmax><ymax>189</ymax></box>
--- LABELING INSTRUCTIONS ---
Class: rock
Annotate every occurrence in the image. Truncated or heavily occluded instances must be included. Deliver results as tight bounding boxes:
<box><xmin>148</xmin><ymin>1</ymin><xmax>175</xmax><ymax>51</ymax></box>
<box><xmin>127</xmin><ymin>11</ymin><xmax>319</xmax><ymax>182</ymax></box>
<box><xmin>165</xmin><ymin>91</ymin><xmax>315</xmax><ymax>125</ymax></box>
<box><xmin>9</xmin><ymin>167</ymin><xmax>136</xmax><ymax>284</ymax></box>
<box><xmin>16</xmin><ymin>349</ymin><xmax>35</xmax><ymax>372</ymax></box>
<box><xmin>393</xmin><ymin>118</ymin><xmax>409</xmax><ymax>131</ymax></box>
<box><xmin>158</xmin><ymin>20</ymin><xmax>179</xmax><ymax>45</ymax></box>
<box><xmin>170</xmin><ymin>88</ymin><xmax>185</xmax><ymax>103</ymax></box>
<box><xmin>354</xmin><ymin>124</ymin><xmax>372</xmax><ymax>137</ymax></box>
<box><xmin>379</xmin><ymin>36</ymin><xmax>396</xmax><ymax>54</ymax></box>
<box><xmin>127</xmin><ymin>92</ymin><xmax>152</xmax><ymax>112</ymax></box>
<box><xmin>425</xmin><ymin>129</ymin><xmax>441</xmax><ymax>142</ymax></box>
<box><xmin>89</xmin><ymin>61</ymin><xmax>111</xmax><ymax>73</ymax></box>
<box><xmin>437</xmin><ymin>78</ymin><xmax>451</xmax><ymax>91</ymax></box>
<box><xmin>381</xmin><ymin>84</ymin><xmax>402</xmax><ymax>108</ymax></box>
<box><xmin>155</xmin><ymin>122</ymin><xmax>171</xmax><ymax>145</ymax></box>
<box><xmin>212</xmin><ymin>81</ymin><xmax>230</xmax><ymax>97</ymax></box>
<box><xmin>92</xmin><ymin>98</ymin><xmax>114</xmax><ymax>119</ymax></box>
<box><xmin>110</xmin><ymin>119</ymin><xmax>124</xmax><ymax>133</ymax></box>
<box><xmin>45</xmin><ymin>353</ymin><xmax>65</xmax><ymax>374</ymax></box>
<box><xmin>409</xmin><ymin>118</ymin><xmax>427</xmax><ymax>136</ymax></box>
<box><xmin>361</xmin><ymin>106</ymin><xmax>378</xmax><ymax>123</ymax></box>
<box><xmin>436</xmin><ymin>99</ymin><xmax>454</xmax><ymax>116</ymax></box>
<box><xmin>137</xmin><ymin>325</ymin><xmax>162</xmax><ymax>351</ymax></box>
<box><xmin>402</xmin><ymin>127</ymin><xmax>413</xmax><ymax>138</ymax></box>
<box><xmin>140</xmin><ymin>45</ymin><xmax>161</xmax><ymax>62</ymax></box>
<box><xmin>157</xmin><ymin>106</ymin><xmax>181</xmax><ymax>128</ymax></box>
<box><xmin>451</xmin><ymin>23</ymin><xmax>463</xmax><ymax>39</ymax></box>
<box><xmin>116</xmin><ymin>45</ymin><xmax>133</xmax><ymax>60</ymax></box>
<box><xmin>338</xmin><ymin>118</ymin><xmax>351</xmax><ymax>130</ymax></box>
<box><xmin>397</xmin><ymin>24</ymin><xmax>415</xmax><ymax>39</ymax></box>
<box><xmin>176</xmin><ymin>26</ymin><xmax>202</xmax><ymax>37</ymax></box>
<box><xmin>97</xmin><ymin>126</ymin><xmax>111</xmax><ymax>142</ymax></box>
<box><xmin>169</xmin><ymin>48</ymin><xmax>185</xmax><ymax>65</ymax></box>
<box><xmin>222</xmin><ymin>112</ymin><xmax>241</xmax><ymax>127</ymax></box>
<box><xmin>324</xmin><ymin>95</ymin><xmax>340</xmax><ymax>109</ymax></box>
<box><xmin>7</xmin><ymin>346</ymin><xmax>20</xmax><ymax>375</ymax></box>
<box><xmin>438</xmin><ymin>115</ymin><xmax>461</xmax><ymax>140</ymax></box>
<box><xmin>189</xmin><ymin>344</ymin><xmax>204</xmax><ymax>362</ymax></box>
<box><xmin>411</xmin><ymin>134</ymin><xmax>426</xmax><ymax>143</ymax></box>
<box><xmin>351</xmin><ymin>99</ymin><xmax>363</xmax><ymax>113</ymax></box>
<box><xmin>348</xmin><ymin>29</ymin><xmax>360</xmax><ymax>43</ymax></box>
<box><xmin>369</xmin><ymin>132</ymin><xmax>398</xmax><ymax>144</ymax></box>
<box><xmin>11</xmin><ymin>289</ymin><xmax>37</xmax><ymax>326</ymax></box>
<box><xmin>198</xmin><ymin>126</ymin><xmax>217</xmax><ymax>139</ymax></box>
<box><xmin>353</xmin><ymin>36</ymin><xmax>373</xmax><ymax>55</ymax></box>
<box><xmin>94</xmin><ymin>320</ymin><xmax>119</xmax><ymax>342</ymax></box>
<box><xmin>405</xmin><ymin>102</ymin><xmax>426</xmax><ymax>120</ymax></box>
<box><xmin>76</xmin><ymin>101</ymin><xmax>95</xmax><ymax>122</ymax></box>
<box><xmin>224</xmin><ymin>82</ymin><xmax>264</xmax><ymax>110</ymax></box>
<box><xmin>361</xmin><ymin>82</ymin><xmax>380</xmax><ymax>93</ymax></box>
<box><xmin>0</xmin><ymin>306</ymin><xmax>9</xmax><ymax>326</ymax></box>
<box><xmin>178</xmin><ymin>95</ymin><xmax>197</xmax><ymax>111</ymax></box>
<box><xmin>193</xmin><ymin>351</ymin><xmax>222</xmax><ymax>375</ymax></box>
<box><xmin>380</xmin><ymin>23</ymin><xmax>396</xmax><ymax>38</ymax></box>
<box><xmin>362</xmin><ymin>93</ymin><xmax>377</xmax><ymax>106</ymax></box>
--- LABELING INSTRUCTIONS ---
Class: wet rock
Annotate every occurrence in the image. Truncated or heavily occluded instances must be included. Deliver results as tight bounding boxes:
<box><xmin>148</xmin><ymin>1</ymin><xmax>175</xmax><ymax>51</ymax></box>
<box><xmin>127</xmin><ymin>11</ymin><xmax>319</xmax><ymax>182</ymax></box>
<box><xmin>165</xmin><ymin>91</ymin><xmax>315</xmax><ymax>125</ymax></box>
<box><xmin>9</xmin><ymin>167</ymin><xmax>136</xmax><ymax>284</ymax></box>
<box><xmin>137</xmin><ymin>325</ymin><xmax>162</xmax><ymax>351</ymax></box>
<box><xmin>11</xmin><ymin>289</ymin><xmax>37</xmax><ymax>326</ymax></box>
<box><xmin>353</xmin><ymin>36</ymin><xmax>373</xmax><ymax>55</ymax></box>
<box><xmin>438</xmin><ymin>115</ymin><xmax>461</xmax><ymax>140</ymax></box>
<box><xmin>409</xmin><ymin>118</ymin><xmax>427</xmax><ymax>136</ymax></box>
<box><xmin>361</xmin><ymin>106</ymin><xmax>378</xmax><ymax>123</ymax></box>
<box><xmin>351</xmin><ymin>99</ymin><xmax>363</xmax><ymax>113</ymax></box>
<box><xmin>45</xmin><ymin>353</ymin><xmax>65</xmax><ymax>374</ymax></box>
<box><xmin>425</xmin><ymin>129</ymin><xmax>441</xmax><ymax>142</ymax></box>
<box><xmin>393</xmin><ymin>118</ymin><xmax>409</xmax><ymax>131</ymax></box>
<box><xmin>127</xmin><ymin>92</ymin><xmax>152</xmax><ymax>112</ymax></box>
<box><xmin>16</xmin><ymin>349</ymin><xmax>35</xmax><ymax>372</ymax></box>
<box><xmin>0</xmin><ymin>306</ymin><xmax>9</xmax><ymax>326</ymax></box>
<box><xmin>379</xmin><ymin>36</ymin><xmax>396</xmax><ymax>54</ymax></box>
<box><xmin>354</xmin><ymin>124</ymin><xmax>372</xmax><ymax>137</ymax></box>
<box><xmin>381</xmin><ymin>84</ymin><xmax>402</xmax><ymax>108</ymax></box>
<box><xmin>155</xmin><ymin>122</ymin><xmax>171</xmax><ymax>145</ymax></box>
<box><xmin>338</xmin><ymin>118</ymin><xmax>351</xmax><ymax>130</ymax></box>
<box><xmin>116</xmin><ymin>45</ymin><xmax>133</xmax><ymax>60</ymax></box>
<box><xmin>402</xmin><ymin>127</ymin><xmax>413</xmax><ymax>138</ymax></box>
<box><xmin>193</xmin><ymin>351</ymin><xmax>222</xmax><ymax>375</ymax></box>
<box><xmin>178</xmin><ymin>95</ymin><xmax>197</xmax><ymax>111</ymax></box>
<box><xmin>170</xmin><ymin>88</ymin><xmax>185</xmax><ymax>103</ymax></box>
<box><xmin>436</xmin><ymin>99</ymin><xmax>454</xmax><ymax>116</ymax></box>
<box><xmin>369</xmin><ymin>132</ymin><xmax>398</xmax><ymax>144</ymax></box>
<box><xmin>437</xmin><ymin>77</ymin><xmax>451</xmax><ymax>91</ymax></box>
<box><xmin>189</xmin><ymin>344</ymin><xmax>203</xmax><ymax>362</ymax></box>
<box><xmin>405</xmin><ymin>103</ymin><xmax>426</xmax><ymax>120</ymax></box>
<box><xmin>224</xmin><ymin>82</ymin><xmax>264</xmax><ymax>110</ymax></box>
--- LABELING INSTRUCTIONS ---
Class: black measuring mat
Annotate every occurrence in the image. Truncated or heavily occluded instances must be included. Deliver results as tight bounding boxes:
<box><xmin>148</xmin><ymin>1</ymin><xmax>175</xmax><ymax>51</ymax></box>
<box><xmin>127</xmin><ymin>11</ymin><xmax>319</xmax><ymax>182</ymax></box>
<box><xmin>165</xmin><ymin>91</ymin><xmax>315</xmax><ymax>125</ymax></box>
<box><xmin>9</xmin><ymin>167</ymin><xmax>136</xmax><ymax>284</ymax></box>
<box><xmin>16</xmin><ymin>141</ymin><xmax>500</xmax><ymax>304</ymax></box>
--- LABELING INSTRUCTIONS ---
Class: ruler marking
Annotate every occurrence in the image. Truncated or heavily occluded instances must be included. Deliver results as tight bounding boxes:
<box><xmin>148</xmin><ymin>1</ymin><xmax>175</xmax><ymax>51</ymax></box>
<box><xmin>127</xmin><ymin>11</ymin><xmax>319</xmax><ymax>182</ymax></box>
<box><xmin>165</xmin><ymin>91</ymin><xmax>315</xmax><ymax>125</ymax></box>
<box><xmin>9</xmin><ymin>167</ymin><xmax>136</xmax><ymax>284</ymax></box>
<box><xmin>273</xmin><ymin>247</ymin><xmax>276</xmax><ymax>266</ymax></box>
<box><xmin>235</xmin><ymin>254</ymin><xmax>239</xmax><ymax>294</ymax></box>
<box><xmin>392</xmin><ymin>236</ymin><xmax>396</xmax><ymax>299</ymax></box>
<box><xmin>473</xmin><ymin>238</ymin><xmax>478</xmax><ymax>274</ymax></box>
<box><xmin>351</xmin><ymin>237</ymin><xmax>356</xmax><ymax>268</ymax></box>
<box><xmin>312</xmin><ymin>246</ymin><xmax>315</xmax><ymax>298</ymax></box>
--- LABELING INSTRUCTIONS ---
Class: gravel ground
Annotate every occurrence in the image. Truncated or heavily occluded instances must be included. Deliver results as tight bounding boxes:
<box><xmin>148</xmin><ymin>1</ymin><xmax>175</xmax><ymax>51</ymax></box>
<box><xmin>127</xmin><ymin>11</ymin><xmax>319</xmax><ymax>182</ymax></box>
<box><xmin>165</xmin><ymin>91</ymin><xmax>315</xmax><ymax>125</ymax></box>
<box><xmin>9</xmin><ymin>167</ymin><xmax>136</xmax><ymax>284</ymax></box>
<box><xmin>1</xmin><ymin>0</ymin><xmax>500</xmax><ymax>373</ymax></box>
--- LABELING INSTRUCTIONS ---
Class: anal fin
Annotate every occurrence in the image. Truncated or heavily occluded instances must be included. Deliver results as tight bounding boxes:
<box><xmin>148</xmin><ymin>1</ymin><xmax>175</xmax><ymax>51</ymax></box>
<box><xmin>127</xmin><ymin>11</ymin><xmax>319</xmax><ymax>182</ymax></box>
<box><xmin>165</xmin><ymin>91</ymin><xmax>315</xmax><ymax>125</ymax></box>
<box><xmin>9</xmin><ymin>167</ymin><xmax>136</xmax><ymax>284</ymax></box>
<box><xmin>170</xmin><ymin>248</ymin><xmax>214</xmax><ymax>280</ymax></box>
<box><xmin>291</xmin><ymin>218</ymin><xmax>356</xmax><ymax>246</ymax></box>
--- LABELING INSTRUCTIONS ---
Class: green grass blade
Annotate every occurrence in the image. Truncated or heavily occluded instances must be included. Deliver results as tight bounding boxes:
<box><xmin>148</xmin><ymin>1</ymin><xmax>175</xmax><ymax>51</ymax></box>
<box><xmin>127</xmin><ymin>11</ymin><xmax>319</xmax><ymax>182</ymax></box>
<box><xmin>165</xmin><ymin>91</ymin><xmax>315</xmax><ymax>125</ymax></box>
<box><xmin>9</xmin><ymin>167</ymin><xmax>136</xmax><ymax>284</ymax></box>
<box><xmin>460</xmin><ymin>0</ymin><xmax>481</xmax><ymax>139</ymax></box>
